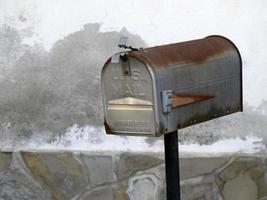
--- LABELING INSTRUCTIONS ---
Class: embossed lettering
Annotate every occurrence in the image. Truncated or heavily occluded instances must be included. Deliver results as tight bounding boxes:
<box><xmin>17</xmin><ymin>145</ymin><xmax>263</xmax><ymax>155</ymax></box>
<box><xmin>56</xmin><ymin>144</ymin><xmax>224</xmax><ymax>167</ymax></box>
<box><xmin>110</xmin><ymin>67</ymin><xmax>148</xmax><ymax>98</ymax></box>
<box><xmin>111</xmin><ymin>84</ymin><xmax>120</xmax><ymax>97</ymax></box>
<box><xmin>111</xmin><ymin>68</ymin><xmax>120</xmax><ymax>80</ymax></box>
<box><xmin>125</xmin><ymin>84</ymin><xmax>133</xmax><ymax>96</ymax></box>
<box><xmin>132</xmin><ymin>69</ymin><xmax>144</xmax><ymax>81</ymax></box>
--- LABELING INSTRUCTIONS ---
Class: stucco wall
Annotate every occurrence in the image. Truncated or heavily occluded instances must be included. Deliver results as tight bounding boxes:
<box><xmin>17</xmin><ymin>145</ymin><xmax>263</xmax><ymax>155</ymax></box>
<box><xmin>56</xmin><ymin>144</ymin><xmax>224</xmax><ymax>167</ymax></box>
<box><xmin>0</xmin><ymin>1</ymin><xmax>267</xmax><ymax>147</ymax></box>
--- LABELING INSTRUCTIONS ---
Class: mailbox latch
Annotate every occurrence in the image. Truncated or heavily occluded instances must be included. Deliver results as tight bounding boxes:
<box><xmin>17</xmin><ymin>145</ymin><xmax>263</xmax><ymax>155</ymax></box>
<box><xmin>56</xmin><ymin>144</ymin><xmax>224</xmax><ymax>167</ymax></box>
<box><xmin>111</xmin><ymin>53</ymin><xmax>131</xmax><ymax>76</ymax></box>
<box><xmin>120</xmin><ymin>54</ymin><xmax>131</xmax><ymax>76</ymax></box>
<box><xmin>162</xmin><ymin>90</ymin><xmax>173</xmax><ymax>114</ymax></box>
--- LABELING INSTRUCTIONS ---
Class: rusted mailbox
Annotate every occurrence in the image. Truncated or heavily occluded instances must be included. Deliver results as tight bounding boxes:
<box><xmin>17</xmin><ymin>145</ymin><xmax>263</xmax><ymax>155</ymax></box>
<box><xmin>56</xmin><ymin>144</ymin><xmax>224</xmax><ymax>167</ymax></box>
<box><xmin>101</xmin><ymin>36</ymin><xmax>242</xmax><ymax>137</ymax></box>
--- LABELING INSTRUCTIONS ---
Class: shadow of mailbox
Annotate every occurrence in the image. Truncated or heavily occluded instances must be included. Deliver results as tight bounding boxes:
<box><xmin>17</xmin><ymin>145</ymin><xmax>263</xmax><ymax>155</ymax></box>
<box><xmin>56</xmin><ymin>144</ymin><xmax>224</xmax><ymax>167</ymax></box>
<box><xmin>101</xmin><ymin>36</ymin><xmax>242</xmax><ymax>137</ymax></box>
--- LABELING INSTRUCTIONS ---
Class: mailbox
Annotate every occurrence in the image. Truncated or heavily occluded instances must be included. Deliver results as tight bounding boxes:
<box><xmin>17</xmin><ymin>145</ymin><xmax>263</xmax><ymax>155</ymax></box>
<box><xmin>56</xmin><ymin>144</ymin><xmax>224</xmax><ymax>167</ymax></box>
<box><xmin>101</xmin><ymin>36</ymin><xmax>242</xmax><ymax>137</ymax></box>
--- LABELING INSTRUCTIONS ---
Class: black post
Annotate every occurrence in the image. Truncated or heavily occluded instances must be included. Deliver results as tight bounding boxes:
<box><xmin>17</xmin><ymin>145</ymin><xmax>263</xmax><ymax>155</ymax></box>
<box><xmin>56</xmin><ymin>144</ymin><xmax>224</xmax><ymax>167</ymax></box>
<box><xmin>164</xmin><ymin>130</ymin><xmax>180</xmax><ymax>200</ymax></box>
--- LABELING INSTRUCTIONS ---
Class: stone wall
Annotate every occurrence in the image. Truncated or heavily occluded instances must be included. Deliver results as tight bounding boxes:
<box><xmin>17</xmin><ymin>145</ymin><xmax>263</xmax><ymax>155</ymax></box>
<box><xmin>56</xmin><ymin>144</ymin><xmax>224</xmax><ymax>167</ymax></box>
<box><xmin>1</xmin><ymin>151</ymin><xmax>267</xmax><ymax>200</ymax></box>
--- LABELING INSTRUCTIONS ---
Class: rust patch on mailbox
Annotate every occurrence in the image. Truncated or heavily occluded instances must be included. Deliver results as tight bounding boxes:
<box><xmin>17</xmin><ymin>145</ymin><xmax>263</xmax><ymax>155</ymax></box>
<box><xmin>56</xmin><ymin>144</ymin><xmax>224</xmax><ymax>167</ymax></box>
<box><xmin>129</xmin><ymin>36</ymin><xmax>240</xmax><ymax>68</ymax></box>
<box><xmin>171</xmin><ymin>94</ymin><xmax>214</xmax><ymax>108</ymax></box>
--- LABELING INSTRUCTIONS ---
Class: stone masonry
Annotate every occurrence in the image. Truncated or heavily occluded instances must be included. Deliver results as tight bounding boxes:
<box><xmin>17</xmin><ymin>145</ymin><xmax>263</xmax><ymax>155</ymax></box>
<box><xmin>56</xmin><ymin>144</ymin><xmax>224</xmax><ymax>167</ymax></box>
<box><xmin>1</xmin><ymin>151</ymin><xmax>267</xmax><ymax>200</ymax></box>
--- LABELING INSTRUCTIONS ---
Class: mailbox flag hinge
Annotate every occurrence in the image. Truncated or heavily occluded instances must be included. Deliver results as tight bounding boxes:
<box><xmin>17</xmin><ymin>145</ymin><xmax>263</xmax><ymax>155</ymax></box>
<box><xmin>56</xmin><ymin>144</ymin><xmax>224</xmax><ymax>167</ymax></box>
<box><xmin>111</xmin><ymin>52</ymin><xmax>128</xmax><ymax>63</ymax></box>
<box><xmin>162</xmin><ymin>90</ymin><xmax>173</xmax><ymax>114</ymax></box>
<box><xmin>111</xmin><ymin>53</ymin><xmax>131</xmax><ymax>76</ymax></box>
<box><xmin>162</xmin><ymin>90</ymin><xmax>214</xmax><ymax>114</ymax></box>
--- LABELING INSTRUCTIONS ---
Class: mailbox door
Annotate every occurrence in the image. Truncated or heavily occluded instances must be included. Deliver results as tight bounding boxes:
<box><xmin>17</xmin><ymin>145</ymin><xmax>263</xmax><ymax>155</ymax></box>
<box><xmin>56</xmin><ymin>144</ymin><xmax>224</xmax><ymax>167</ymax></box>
<box><xmin>102</xmin><ymin>57</ymin><xmax>159</xmax><ymax>136</ymax></box>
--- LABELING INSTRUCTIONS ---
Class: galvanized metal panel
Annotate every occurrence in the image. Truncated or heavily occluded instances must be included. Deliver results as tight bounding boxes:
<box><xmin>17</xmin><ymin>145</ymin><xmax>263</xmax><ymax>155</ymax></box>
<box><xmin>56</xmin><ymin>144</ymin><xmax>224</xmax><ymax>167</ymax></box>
<box><xmin>162</xmin><ymin>50</ymin><xmax>242</xmax><ymax>132</ymax></box>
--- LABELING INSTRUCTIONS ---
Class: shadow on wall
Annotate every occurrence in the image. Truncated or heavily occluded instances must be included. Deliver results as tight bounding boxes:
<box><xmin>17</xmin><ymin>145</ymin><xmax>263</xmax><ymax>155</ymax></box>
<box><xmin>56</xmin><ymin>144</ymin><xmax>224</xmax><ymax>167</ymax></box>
<box><xmin>0</xmin><ymin>23</ymin><xmax>146</xmax><ymax>138</ymax></box>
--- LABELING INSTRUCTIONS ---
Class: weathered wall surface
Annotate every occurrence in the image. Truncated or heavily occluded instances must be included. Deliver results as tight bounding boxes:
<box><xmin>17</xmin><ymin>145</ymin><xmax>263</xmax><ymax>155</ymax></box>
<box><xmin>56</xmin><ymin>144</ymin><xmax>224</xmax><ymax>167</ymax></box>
<box><xmin>0</xmin><ymin>22</ymin><xmax>267</xmax><ymax>149</ymax></box>
<box><xmin>0</xmin><ymin>0</ymin><xmax>267</xmax><ymax>147</ymax></box>
<box><xmin>1</xmin><ymin>151</ymin><xmax>267</xmax><ymax>200</ymax></box>
<box><xmin>0</xmin><ymin>23</ymin><xmax>147</xmax><ymax>146</ymax></box>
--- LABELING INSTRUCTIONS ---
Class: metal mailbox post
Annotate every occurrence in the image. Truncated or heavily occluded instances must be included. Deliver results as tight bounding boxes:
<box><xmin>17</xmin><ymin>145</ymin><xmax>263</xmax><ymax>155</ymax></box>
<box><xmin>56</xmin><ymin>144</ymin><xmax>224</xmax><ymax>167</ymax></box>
<box><xmin>101</xmin><ymin>36</ymin><xmax>242</xmax><ymax>200</ymax></box>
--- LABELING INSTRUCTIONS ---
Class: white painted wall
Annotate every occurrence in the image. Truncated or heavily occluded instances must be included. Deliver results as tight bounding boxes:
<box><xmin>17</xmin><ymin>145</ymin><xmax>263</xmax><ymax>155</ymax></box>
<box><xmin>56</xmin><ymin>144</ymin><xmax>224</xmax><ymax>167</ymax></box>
<box><xmin>0</xmin><ymin>0</ymin><xmax>267</xmax><ymax>106</ymax></box>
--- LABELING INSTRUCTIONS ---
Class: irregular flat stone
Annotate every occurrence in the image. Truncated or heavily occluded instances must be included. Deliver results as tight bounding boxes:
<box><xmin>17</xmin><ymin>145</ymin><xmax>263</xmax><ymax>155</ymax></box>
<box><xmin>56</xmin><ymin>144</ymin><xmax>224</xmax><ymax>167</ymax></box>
<box><xmin>0</xmin><ymin>152</ymin><xmax>12</xmax><ymax>172</ymax></box>
<box><xmin>258</xmin><ymin>159</ymin><xmax>267</xmax><ymax>198</ymax></box>
<box><xmin>180</xmin><ymin>157</ymin><xmax>227</xmax><ymax>180</ymax></box>
<box><xmin>219</xmin><ymin>158</ymin><xmax>258</xmax><ymax>181</ymax></box>
<box><xmin>79</xmin><ymin>187</ymin><xmax>114</xmax><ymax>200</ymax></box>
<box><xmin>82</xmin><ymin>155</ymin><xmax>116</xmax><ymax>186</ymax></box>
<box><xmin>257</xmin><ymin>174</ymin><xmax>267</xmax><ymax>198</ymax></box>
<box><xmin>222</xmin><ymin>172</ymin><xmax>257</xmax><ymax>200</ymax></box>
<box><xmin>127</xmin><ymin>174</ymin><xmax>160</xmax><ymax>200</ymax></box>
<box><xmin>118</xmin><ymin>153</ymin><xmax>163</xmax><ymax>179</ymax></box>
<box><xmin>248</xmin><ymin>166</ymin><xmax>263</xmax><ymax>181</ymax></box>
<box><xmin>21</xmin><ymin>152</ymin><xmax>87</xmax><ymax>200</ymax></box>
<box><xmin>181</xmin><ymin>182</ymin><xmax>214</xmax><ymax>200</ymax></box>
<box><xmin>0</xmin><ymin>170</ymin><xmax>51</xmax><ymax>200</ymax></box>
<box><xmin>113</xmin><ymin>190</ymin><xmax>129</xmax><ymax>200</ymax></box>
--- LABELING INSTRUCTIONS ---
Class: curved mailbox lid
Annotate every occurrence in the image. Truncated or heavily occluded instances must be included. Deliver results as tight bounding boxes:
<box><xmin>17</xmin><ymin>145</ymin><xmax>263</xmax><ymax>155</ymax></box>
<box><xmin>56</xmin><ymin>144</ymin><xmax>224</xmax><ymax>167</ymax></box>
<box><xmin>129</xmin><ymin>35</ymin><xmax>242</xmax><ymax>69</ymax></box>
